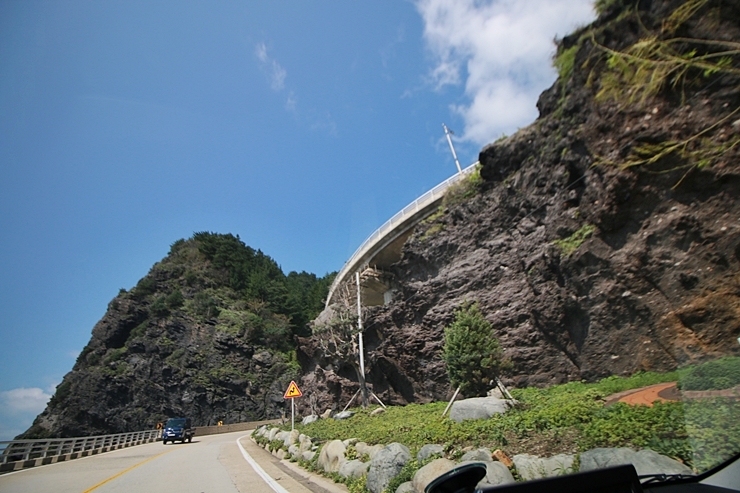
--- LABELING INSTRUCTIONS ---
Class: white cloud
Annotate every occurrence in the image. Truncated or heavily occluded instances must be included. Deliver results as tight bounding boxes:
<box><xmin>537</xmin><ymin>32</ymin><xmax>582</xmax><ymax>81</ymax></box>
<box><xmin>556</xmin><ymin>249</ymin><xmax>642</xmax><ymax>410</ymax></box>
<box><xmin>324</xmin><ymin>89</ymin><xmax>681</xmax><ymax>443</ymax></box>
<box><xmin>255</xmin><ymin>42</ymin><xmax>287</xmax><ymax>91</ymax></box>
<box><xmin>415</xmin><ymin>0</ymin><xmax>596</xmax><ymax>145</ymax></box>
<box><xmin>0</xmin><ymin>387</ymin><xmax>51</xmax><ymax>441</ymax></box>
<box><xmin>1</xmin><ymin>387</ymin><xmax>51</xmax><ymax>415</ymax></box>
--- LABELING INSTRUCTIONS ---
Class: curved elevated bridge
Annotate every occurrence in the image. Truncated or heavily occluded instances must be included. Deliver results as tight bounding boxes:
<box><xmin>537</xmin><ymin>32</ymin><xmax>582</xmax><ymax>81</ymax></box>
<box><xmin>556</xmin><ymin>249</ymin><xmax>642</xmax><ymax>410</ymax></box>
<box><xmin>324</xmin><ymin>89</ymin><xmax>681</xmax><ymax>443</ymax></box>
<box><xmin>326</xmin><ymin>162</ymin><xmax>478</xmax><ymax>308</ymax></box>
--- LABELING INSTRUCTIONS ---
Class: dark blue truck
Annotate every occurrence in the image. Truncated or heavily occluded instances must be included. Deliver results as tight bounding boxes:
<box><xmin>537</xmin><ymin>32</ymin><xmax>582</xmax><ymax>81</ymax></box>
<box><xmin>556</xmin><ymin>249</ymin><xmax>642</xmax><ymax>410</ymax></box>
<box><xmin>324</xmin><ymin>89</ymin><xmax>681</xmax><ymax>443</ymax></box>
<box><xmin>162</xmin><ymin>417</ymin><xmax>194</xmax><ymax>444</ymax></box>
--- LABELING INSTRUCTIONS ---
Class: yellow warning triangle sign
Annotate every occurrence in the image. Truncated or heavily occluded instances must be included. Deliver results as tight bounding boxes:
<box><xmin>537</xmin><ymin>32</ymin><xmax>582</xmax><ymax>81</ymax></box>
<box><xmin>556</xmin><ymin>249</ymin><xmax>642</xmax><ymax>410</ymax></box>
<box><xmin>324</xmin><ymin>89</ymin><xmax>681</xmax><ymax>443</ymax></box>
<box><xmin>284</xmin><ymin>380</ymin><xmax>303</xmax><ymax>399</ymax></box>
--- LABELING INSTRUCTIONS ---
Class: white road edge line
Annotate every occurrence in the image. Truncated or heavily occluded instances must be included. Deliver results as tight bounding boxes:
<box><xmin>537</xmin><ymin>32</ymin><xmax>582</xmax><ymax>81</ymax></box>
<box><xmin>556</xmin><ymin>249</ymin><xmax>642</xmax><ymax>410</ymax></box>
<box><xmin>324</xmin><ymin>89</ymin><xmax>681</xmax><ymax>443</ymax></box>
<box><xmin>237</xmin><ymin>434</ymin><xmax>290</xmax><ymax>493</ymax></box>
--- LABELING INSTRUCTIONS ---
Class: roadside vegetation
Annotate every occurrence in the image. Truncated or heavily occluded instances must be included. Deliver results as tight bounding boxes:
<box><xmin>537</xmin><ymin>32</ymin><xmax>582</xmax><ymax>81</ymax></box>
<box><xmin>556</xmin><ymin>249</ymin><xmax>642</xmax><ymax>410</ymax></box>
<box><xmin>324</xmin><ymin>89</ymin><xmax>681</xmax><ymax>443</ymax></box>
<box><xmin>282</xmin><ymin>358</ymin><xmax>740</xmax><ymax>480</ymax></box>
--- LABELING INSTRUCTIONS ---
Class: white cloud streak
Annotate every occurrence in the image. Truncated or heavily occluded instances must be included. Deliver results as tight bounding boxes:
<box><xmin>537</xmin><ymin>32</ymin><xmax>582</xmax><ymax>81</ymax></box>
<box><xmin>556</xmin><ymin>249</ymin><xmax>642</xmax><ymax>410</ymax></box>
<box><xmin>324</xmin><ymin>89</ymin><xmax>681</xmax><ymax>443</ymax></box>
<box><xmin>255</xmin><ymin>42</ymin><xmax>287</xmax><ymax>91</ymax></box>
<box><xmin>1</xmin><ymin>387</ymin><xmax>51</xmax><ymax>414</ymax></box>
<box><xmin>415</xmin><ymin>0</ymin><xmax>596</xmax><ymax>145</ymax></box>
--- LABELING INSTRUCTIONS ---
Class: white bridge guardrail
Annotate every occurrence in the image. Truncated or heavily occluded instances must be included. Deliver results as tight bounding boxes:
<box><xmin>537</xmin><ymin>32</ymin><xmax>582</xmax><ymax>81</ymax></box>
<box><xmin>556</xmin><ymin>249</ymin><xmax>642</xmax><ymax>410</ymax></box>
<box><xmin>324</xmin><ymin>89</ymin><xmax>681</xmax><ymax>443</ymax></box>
<box><xmin>0</xmin><ymin>429</ymin><xmax>160</xmax><ymax>472</ymax></box>
<box><xmin>325</xmin><ymin>161</ymin><xmax>479</xmax><ymax>307</ymax></box>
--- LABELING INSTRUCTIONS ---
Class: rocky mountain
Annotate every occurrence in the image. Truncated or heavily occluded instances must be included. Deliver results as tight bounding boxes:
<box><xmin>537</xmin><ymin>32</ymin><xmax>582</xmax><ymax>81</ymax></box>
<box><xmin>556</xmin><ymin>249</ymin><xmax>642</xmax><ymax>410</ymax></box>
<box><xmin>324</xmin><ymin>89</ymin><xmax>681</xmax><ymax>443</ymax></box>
<box><xmin>296</xmin><ymin>0</ymin><xmax>740</xmax><ymax>412</ymax></box>
<box><xmin>22</xmin><ymin>233</ymin><xmax>333</xmax><ymax>438</ymax></box>
<box><xmin>24</xmin><ymin>0</ymin><xmax>740</xmax><ymax>436</ymax></box>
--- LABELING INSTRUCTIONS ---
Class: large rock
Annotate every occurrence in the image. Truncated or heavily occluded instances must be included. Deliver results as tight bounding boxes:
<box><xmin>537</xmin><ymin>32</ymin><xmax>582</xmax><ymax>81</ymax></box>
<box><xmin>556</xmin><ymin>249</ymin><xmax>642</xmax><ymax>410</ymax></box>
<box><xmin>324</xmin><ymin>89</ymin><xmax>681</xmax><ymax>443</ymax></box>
<box><xmin>299</xmin><ymin>434</ymin><xmax>313</xmax><ymax>453</ymax></box>
<box><xmin>334</xmin><ymin>411</ymin><xmax>355</xmax><ymax>420</ymax></box>
<box><xmin>412</xmin><ymin>458</ymin><xmax>456</xmax><ymax>493</ymax></box>
<box><xmin>302</xmin><ymin>415</ymin><xmax>319</xmax><ymax>425</ymax></box>
<box><xmin>460</xmin><ymin>448</ymin><xmax>492</xmax><ymax>462</ymax></box>
<box><xmin>458</xmin><ymin>460</ymin><xmax>515</xmax><ymax>488</ymax></box>
<box><xmin>339</xmin><ymin>459</ymin><xmax>370</xmax><ymax>479</ymax></box>
<box><xmin>366</xmin><ymin>443</ymin><xmax>412</xmax><ymax>493</ymax></box>
<box><xmin>418</xmin><ymin>444</ymin><xmax>445</xmax><ymax>462</ymax></box>
<box><xmin>268</xmin><ymin>427</ymin><xmax>280</xmax><ymax>441</ymax></box>
<box><xmin>357</xmin><ymin>442</ymin><xmax>385</xmax><ymax>460</ymax></box>
<box><xmin>302</xmin><ymin>451</ymin><xmax>316</xmax><ymax>462</ymax></box>
<box><xmin>317</xmin><ymin>439</ymin><xmax>347</xmax><ymax>473</ymax></box>
<box><xmin>277</xmin><ymin>430</ymin><xmax>290</xmax><ymax>446</ymax></box>
<box><xmin>284</xmin><ymin>429</ymin><xmax>299</xmax><ymax>447</ymax></box>
<box><xmin>449</xmin><ymin>397</ymin><xmax>513</xmax><ymax>422</ymax></box>
<box><xmin>579</xmin><ymin>448</ymin><xmax>693</xmax><ymax>477</ymax></box>
<box><xmin>513</xmin><ymin>454</ymin><xmax>575</xmax><ymax>481</ymax></box>
<box><xmin>395</xmin><ymin>482</ymin><xmax>414</xmax><ymax>493</ymax></box>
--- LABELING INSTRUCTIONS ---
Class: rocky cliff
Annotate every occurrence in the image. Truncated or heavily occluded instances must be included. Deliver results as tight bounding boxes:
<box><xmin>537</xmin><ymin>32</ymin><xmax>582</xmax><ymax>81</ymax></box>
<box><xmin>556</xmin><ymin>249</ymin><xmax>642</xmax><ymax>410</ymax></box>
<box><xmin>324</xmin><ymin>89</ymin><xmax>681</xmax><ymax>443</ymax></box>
<box><xmin>296</xmin><ymin>0</ymin><xmax>740</xmax><ymax>412</ymax></box>
<box><xmin>22</xmin><ymin>233</ymin><xmax>332</xmax><ymax>438</ymax></box>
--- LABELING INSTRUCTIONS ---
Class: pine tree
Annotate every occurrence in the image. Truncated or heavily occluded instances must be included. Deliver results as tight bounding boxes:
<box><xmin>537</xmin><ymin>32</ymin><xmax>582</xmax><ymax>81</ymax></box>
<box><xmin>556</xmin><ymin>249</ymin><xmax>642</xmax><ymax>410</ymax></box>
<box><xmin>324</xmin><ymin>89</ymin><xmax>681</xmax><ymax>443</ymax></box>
<box><xmin>442</xmin><ymin>303</ymin><xmax>505</xmax><ymax>397</ymax></box>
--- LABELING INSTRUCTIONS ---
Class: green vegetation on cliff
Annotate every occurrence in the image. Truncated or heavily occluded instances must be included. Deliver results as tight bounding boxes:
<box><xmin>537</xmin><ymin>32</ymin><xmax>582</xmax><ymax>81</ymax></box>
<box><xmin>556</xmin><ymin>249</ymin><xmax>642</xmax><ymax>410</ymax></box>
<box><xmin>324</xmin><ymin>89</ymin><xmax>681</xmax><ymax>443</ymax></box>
<box><xmin>27</xmin><ymin>232</ymin><xmax>335</xmax><ymax>438</ymax></box>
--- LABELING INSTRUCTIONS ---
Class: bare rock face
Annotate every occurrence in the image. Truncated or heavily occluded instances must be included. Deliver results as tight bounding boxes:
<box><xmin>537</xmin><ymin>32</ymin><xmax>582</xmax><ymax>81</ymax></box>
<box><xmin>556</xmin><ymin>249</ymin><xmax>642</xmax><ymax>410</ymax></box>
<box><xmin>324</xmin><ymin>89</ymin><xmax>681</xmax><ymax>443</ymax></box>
<box><xmin>297</xmin><ymin>0</ymin><xmax>740</xmax><ymax>410</ymax></box>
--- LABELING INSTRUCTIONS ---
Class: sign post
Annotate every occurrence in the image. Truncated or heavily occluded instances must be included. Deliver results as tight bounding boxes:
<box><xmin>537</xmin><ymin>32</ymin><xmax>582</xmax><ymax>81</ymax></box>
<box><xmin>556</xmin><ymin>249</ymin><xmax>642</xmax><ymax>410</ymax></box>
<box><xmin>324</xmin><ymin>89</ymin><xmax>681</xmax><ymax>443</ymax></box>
<box><xmin>283</xmin><ymin>380</ymin><xmax>303</xmax><ymax>431</ymax></box>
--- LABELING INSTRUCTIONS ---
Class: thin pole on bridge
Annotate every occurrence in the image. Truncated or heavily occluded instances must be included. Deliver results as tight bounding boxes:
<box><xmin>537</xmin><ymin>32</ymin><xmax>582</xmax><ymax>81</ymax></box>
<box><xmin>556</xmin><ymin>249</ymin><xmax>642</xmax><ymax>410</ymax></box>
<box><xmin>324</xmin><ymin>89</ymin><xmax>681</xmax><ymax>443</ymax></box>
<box><xmin>443</xmin><ymin>123</ymin><xmax>462</xmax><ymax>174</ymax></box>
<box><xmin>356</xmin><ymin>272</ymin><xmax>368</xmax><ymax>408</ymax></box>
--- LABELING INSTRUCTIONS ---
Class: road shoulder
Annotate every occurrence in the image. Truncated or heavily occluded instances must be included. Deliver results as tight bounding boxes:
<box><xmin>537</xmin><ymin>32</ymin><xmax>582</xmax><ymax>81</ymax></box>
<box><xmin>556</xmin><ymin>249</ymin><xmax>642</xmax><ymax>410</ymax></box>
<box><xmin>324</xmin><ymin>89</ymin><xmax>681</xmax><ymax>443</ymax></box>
<box><xmin>238</xmin><ymin>433</ymin><xmax>348</xmax><ymax>493</ymax></box>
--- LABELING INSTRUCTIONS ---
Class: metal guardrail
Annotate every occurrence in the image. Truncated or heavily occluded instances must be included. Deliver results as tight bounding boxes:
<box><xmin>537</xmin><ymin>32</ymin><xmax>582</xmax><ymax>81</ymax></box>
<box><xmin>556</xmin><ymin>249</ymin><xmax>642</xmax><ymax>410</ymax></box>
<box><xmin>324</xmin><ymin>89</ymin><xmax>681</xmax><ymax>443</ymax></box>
<box><xmin>326</xmin><ymin>161</ymin><xmax>479</xmax><ymax>307</ymax></box>
<box><xmin>0</xmin><ymin>429</ymin><xmax>160</xmax><ymax>472</ymax></box>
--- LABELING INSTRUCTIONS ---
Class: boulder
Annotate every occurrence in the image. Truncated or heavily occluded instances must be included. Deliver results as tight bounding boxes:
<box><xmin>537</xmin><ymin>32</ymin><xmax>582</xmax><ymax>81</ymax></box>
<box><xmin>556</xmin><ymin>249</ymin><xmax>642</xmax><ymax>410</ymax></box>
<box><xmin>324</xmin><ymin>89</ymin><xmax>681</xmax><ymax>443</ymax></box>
<box><xmin>321</xmin><ymin>409</ymin><xmax>333</xmax><ymax>419</ymax></box>
<box><xmin>334</xmin><ymin>411</ymin><xmax>355</xmax><ymax>420</ymax></box>
<box><xmin>343</xmin><ymin>438</ymin><xmax>359</xmax><ymax>446</ymax></box>
<box><xmin>412</xmin><ymin>458</ymin><xmax>456</xmax><ymax>493</ymax></box>
<box><xmin>513</xmin><ymin>454</ymin><xmax>575</xmax><ymax>481</ymax></box>
<box><xmin>417</xmin><ymin>444</ymin><xmax>445</xmax><ymax>462</ymax></box>
<box><xmin>357</xmin><ymin>442</ymin><xmax>385</xmax><ymax>460</ymax></box>
<box><xmin>461</xmin><ymin>448</ymin><xmax>492</xmax><ymax>462</ymax></box>
<box><xmin>299</xmin><ymin>435</ymin><xmax>313</xmax><ymax>453</ymax></box>
<box><xmin>275</xmin><ymin>449</ymin><xmax>287</xmax><ymax>460</ymax></box>
<box><xmin>302</xmin><ymin>415</ymin><xmax>319</xmax><ymax>425</ymax></box>
<box><xmin>457</xmin><ymin>460</ymin><xmax>515</xmax><ymax>488</ymax></box>
<box><xmin>302</xmin><ymin>451</ymin><xmax>316</xmax><ymax>462</ymax></box>
<box><xmin>268</xmin><ymin>427</ymin><xmax>280</xmax><ymax>441</ymax></box>
<box><xmin>288</xmin><ymin>444</ymin><xmax>300</xmax><ymax>459</ymax></box>
<box><xmin>395</xmin><ymin>482</ymin><xmax>415</xmax><ymax>493</ymax></box>
<box><xmin>579</xmin><ymin>448</ymin><xmax>693</xmax><ymax>477</ymax></box>
<box><xmin>284</xmin><ymin>429</ymin><xmax>299</xmax><ymax>447</ymax></box>
<box><xmin>318</xmin><ymin>440</ymin><xmax>347</xmax><ymax>473</ymax></box>
<box><xmin>366</xmin><ymin>443</ymin><xmax>412</xmax><ymax>493</ymax></box>
<box><xmin>277</xmin><ymin>431</ymin><xmax>290</xmax><ymax>446</ymax></box>
<box><xmin>371</xmin><ymin>408</ymin><xmax>386</xmax><ymax>416</ymax></box>
<box><xmin>339</xmin><ymin>459</ymin><xmax>370</xmax><ymax>479</ymax></box>
<box><xmin>449</xmin><ymin>397</ymin><xmax>513</xmax><ymax>422</ymax></box>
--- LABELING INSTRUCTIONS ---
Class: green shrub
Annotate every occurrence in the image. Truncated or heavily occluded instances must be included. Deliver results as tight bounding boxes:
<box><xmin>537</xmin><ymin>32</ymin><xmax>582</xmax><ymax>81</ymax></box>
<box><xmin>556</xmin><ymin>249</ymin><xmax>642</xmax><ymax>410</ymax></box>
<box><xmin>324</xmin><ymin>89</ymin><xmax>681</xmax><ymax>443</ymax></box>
<box><xmin>130</xmin><ymin>321</ymin><xmax>148</xmax><ymax>339</ymax></box>
<box><xmin>165</xmin><ymin>290</ymin><xmax>184</xmax><ymax>310</ymax></box>
<box><xmin>678</xmin><ymin>357</ymin><xmax>740</xmax><ymax>391</ymax></box>
<box><xmin>132</xmin><ymin>277</ymin><xmax>157</xmax><ymax>299</ymax></box>
<box><xmin>443</xmin><ymin>303</ymin><xmax>506</xmax><ymax>397</ymax></box>
<box><xmin>555</xmin><ymin>45</ymin><xmax>578</xmax><ymax>81</ymax></box>
<box><xmin>106</xmin><ymin>347</ymin><xmax>127</xmax><ymax>363</ymax></box>
<box><xmin>50</xmin><ymin>381</ymin><xmax>71</xmax><ymax>405</ymax></box>
<box><xmin>443</xmin><ymin>165</ymin><xmax>483</xmax><ymax>207</ymax></box>
<box><xmin>150</xmin><ymin>296</ymin><xmax>170</xmax><ymax>319</ymax></box>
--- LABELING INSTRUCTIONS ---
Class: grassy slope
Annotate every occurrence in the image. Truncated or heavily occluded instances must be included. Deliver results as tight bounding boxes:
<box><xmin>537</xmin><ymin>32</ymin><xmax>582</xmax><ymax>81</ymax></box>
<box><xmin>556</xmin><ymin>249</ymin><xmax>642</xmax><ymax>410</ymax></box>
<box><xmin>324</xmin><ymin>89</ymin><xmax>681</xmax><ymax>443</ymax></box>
<box><xmin>290</xmin><ymin>366</ymin><xmax>740</xmax><ymax>475</ymax></box>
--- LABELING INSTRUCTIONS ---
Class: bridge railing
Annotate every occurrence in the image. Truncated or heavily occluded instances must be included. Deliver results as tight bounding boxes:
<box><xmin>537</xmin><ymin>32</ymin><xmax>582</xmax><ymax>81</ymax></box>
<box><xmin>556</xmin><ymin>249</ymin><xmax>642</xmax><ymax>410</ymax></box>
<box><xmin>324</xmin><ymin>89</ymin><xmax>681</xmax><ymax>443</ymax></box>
<box><xmin>326</xmin><ymin>161</ymin><xmax>479</xmax><ymax>307</ymax></box>
<box><xmin>0</xmin><ymin>429</ymin><xmax>160</xmax><ymax>472</ymax></box>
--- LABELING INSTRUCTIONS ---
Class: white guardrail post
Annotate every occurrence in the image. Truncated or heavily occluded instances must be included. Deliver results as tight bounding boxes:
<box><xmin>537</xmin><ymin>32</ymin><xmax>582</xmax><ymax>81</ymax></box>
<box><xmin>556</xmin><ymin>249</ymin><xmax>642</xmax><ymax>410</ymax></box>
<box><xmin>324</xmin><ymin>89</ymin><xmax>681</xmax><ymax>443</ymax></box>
<box><xmin>0</xmin><ymin>429</ymin><xmax>160</xmax><ymax>472</ymax></box>
<box><xmin>325</xmin><ymin>162</ymin><xmax>479</xmax><ymax>307</ymax></box>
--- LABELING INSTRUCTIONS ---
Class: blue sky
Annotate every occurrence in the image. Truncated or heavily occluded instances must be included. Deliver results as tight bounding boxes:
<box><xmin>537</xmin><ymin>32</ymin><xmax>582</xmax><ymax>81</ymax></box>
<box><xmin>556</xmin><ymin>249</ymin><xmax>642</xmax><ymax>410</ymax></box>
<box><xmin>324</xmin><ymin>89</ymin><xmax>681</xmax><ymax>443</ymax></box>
<box><xmin>0</xmin><ymin>0</ymin><xmax>595</xmax><ymax>440</ymax></box>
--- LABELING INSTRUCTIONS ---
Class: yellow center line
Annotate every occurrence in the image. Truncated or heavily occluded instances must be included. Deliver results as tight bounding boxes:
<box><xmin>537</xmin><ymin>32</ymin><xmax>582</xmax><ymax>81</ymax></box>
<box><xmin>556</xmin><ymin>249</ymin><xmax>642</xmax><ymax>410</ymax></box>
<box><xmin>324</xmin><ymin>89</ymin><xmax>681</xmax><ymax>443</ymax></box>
<box><xmin>81</xmin><ymin>449</ymin><xmax>174</xmax><ymax>493</ymax></box>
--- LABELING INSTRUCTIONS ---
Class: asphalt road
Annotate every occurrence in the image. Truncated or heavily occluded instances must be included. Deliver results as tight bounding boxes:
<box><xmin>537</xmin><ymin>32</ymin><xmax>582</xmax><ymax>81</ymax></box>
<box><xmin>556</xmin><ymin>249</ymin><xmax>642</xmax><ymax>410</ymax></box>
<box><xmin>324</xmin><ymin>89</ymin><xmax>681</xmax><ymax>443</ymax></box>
<box><xmin>0</xmin><ymin>430</ymin><xmax>321</xmax><ymax>493</ymax></box>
